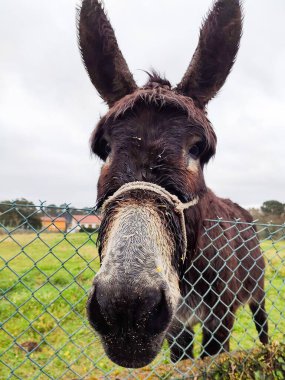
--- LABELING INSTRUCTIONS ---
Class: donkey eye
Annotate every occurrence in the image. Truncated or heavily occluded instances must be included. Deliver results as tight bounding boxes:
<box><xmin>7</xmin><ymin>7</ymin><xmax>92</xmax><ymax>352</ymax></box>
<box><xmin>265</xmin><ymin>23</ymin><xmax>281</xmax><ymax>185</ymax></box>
<box><xmin>188</xmin><ymin>144</ymin><xmax>201</xmax><ymax>159</ymax></box>
<box><xmin>105</xmin><ymin>143</ymin><xmax>111</xmax><ymax>157</ymax></box>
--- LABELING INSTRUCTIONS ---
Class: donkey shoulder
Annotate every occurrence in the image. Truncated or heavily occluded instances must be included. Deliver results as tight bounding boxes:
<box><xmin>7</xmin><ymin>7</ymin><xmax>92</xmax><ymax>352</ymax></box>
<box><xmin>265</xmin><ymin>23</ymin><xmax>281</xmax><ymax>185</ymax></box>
<box><xmin>203</xmin><ymin>189</ymin><xmax>254</xmax><ymax>223</ymax></box>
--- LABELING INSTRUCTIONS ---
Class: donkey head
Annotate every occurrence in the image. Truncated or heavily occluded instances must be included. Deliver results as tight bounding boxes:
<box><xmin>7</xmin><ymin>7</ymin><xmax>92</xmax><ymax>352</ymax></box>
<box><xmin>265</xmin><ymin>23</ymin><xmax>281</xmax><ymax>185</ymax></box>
<box><xmin>78</xmin><ymin>0</ymin><xmax>242</xmax><ymax>368</ymax></box>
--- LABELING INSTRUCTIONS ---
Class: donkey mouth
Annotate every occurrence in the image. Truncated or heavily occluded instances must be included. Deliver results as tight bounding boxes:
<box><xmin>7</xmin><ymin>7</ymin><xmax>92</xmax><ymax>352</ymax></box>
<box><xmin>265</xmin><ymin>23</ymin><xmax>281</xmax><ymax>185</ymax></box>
<box><xmin>101</xmin><ymin>332</ymin><xmax>165</xmax><ymax>368</ymax></box>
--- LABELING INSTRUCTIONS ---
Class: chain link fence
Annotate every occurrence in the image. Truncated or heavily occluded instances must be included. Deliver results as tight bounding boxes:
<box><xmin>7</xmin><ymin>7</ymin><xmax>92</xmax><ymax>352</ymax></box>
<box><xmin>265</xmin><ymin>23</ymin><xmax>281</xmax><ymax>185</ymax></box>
<box><xmin>0</xmin><ymin>203</ymin><xmax>285</xmax><ymax>379</ymax></box>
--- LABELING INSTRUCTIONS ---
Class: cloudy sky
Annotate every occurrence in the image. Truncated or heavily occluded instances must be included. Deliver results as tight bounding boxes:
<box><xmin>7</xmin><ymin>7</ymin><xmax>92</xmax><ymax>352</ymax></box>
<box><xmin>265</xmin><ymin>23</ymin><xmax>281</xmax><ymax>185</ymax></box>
<box><xmin>1</xmin><ymin>0</ymin><xmax>284</xmax><ymax>208</ymax></box>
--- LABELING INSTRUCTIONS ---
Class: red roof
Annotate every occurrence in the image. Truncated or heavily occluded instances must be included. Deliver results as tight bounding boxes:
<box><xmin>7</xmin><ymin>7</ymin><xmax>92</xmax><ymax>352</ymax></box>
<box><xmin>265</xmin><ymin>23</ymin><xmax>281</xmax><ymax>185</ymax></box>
<box><xmin>72</xmin><ymin>214</ymin><xmax>101</xmax><ymax>224</ymax></box>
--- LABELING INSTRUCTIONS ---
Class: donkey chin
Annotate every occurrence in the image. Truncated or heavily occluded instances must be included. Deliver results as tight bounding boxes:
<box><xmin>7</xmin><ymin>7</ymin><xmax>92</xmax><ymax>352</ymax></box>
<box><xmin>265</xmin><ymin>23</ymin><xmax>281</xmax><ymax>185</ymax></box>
<box><xmin>87</xmin><ymin>200</ymin><xmax>181</xmax><ymax>368</ymax></box>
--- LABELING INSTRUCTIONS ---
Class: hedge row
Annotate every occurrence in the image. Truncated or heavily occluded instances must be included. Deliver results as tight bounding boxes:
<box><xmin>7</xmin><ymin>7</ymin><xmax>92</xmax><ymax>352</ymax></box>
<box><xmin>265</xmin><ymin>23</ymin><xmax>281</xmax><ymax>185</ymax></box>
<box><xmin>104</xmin><ymin>342</ymin><xmax>285</xmax><ymax>380</ymax></box>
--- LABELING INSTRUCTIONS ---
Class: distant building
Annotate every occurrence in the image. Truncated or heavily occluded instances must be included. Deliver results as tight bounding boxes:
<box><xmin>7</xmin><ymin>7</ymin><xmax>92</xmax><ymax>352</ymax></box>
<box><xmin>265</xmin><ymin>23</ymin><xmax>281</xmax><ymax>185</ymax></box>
<box><xmin>70</xmin><ymin>214</ymin><xmax>101</xmax><ymax>232</ymax></box>
<box><xmin>41</xmin><ymin>216</ymin><xmax>67</xmax><ymax>232</ymax></box>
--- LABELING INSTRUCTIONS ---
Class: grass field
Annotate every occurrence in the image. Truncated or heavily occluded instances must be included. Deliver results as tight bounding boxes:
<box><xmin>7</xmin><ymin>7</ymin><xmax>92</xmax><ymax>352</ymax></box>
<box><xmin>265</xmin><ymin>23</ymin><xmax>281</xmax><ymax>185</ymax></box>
<box><xmin>0</xmin><ymin>232</ymin><xmax>284</xmax><ymax>380</ymax></box>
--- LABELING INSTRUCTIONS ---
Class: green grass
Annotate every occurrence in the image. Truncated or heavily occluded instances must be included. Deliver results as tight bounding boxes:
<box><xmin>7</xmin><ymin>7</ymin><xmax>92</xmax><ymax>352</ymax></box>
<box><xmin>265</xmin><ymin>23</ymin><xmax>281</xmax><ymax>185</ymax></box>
<box><xmin>0</xmin><ymin>232</ymin><xmax>284</xmax><ymax>379</ymax></box>
<box><xmin>0</xmin><ymin>232</ymin><xmax>107</xmax><ymax>380</ymax></box>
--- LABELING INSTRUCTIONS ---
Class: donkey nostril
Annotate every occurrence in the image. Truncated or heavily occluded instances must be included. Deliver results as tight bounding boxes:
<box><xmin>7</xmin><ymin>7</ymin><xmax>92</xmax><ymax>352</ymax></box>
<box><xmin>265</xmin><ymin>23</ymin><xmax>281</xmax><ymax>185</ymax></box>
<box><xmin>87</xmin><ymin>286</ymin><xmax>110</xmax><ymax>335</ymax></box>
<box><xmin>145</xmin><ymin>289</ymin><xmax>172</xmax><ymax>335</ymax></box>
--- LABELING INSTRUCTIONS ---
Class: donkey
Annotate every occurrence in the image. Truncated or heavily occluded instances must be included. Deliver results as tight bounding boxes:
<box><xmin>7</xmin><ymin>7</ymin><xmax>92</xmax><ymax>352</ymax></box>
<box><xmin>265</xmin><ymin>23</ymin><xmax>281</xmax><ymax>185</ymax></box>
<box><xmin>78</xmin><ymin>0</ymin><xmax>268</xmax><ymax>368</ymax></box>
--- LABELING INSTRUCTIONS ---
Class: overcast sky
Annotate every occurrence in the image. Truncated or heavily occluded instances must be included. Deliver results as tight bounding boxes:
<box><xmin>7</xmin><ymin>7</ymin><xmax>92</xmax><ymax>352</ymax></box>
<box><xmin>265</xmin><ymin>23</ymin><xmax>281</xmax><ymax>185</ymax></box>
<box><xmin>1</xmin><ymin>0</ymin><xmax>284</xmax><ymax>208</ymax></box>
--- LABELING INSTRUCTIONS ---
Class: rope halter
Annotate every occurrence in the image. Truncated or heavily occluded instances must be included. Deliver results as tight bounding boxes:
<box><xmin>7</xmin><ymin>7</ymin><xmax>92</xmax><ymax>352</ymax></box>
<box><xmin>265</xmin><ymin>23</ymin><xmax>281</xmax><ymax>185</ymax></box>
<box><xmin>101</xmin><ymin>181</ymin><xmax>199</xmax><ymax>263</ymax></box>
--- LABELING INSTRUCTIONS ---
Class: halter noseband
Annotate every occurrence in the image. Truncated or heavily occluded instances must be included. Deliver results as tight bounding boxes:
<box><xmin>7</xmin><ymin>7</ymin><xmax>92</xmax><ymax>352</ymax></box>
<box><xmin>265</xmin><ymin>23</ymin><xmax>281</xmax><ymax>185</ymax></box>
<box><xmin>101</xmin><ymin>181</ymin><xmax>199</xmax><ymax>263</ymax></box>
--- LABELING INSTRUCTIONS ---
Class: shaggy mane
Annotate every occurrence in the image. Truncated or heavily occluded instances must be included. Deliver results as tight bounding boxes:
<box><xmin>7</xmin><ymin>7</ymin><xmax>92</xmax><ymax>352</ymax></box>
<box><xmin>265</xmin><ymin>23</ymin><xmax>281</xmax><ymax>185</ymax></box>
<box><xmin>143</xmin><ymin>70</ymin><xmax>172</xmax><ymax>89</ymax></box>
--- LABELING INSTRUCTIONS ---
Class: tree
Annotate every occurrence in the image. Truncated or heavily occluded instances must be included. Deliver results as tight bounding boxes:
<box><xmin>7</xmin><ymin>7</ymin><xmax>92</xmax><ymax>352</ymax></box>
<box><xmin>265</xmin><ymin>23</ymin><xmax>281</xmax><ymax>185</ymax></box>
<box><xmin>0</xmin><ymin>198</ymin><xmax>42</xmax><ymax>229</ymax></box>
<box><xmin>0</xmin><ymin>200</ymin><xmax>17</xmax><ymax>226</ymax></box>
<box><xmin>261</xmin><ymin>200</ymin><xmax>284</xmax><ymax>216</ymax></box>
<box><xmin>247</xmin><ymin>208</ymin><xmax>262</xmax><ymax>221</ymax></box>
<box><xmin>45</xmin><ymin>204</ymin><xmax>59</xmax><ymax>217</ymax></box>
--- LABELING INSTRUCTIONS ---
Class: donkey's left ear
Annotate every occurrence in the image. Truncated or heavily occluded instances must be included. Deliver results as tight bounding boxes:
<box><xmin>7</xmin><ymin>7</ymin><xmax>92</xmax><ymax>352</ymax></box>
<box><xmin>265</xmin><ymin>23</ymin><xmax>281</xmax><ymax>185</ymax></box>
<box><xmin>78</xmin><ymin>0</ymin><xmax>137</xmax><ymax>107</ymax></box>
<box><xmin>176</xmin><ymin>0</ymin><xmax>242</xmax><ymax>108</ymax></box>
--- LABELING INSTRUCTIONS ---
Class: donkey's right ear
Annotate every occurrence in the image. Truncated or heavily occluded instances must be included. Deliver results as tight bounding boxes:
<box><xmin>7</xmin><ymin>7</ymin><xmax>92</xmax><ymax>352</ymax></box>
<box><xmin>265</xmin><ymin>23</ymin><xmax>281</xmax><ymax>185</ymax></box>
<box><xmin>78</xmin><ymin>0</ymin><xmax>137</xmax><ymax>107</ymax></box>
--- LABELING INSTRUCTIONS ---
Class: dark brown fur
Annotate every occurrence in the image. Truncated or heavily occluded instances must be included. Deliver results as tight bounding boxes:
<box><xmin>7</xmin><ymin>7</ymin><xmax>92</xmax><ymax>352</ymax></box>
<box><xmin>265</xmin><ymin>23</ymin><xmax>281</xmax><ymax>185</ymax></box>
<box><xmin>78</xmin><ymin>0</ymin><xmax>268</xmax><ymax>366</ymax></box>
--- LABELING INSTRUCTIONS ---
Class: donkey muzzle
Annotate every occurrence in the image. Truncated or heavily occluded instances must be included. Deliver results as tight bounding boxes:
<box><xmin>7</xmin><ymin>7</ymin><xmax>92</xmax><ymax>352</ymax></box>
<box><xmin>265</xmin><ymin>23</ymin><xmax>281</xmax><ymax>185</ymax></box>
<box><xmin>87</xmin><ymin>280</ymin><xmax>172</xmax><ymax>367</ymax></box>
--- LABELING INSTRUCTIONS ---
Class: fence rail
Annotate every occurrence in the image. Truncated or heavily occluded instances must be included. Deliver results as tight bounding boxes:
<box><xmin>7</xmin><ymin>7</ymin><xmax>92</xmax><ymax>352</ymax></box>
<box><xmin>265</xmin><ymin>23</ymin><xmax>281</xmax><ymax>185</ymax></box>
<box><xmin>0</xmin><ymin>203</ymin><xmax>285</xmax><ymax>379</ymax></box>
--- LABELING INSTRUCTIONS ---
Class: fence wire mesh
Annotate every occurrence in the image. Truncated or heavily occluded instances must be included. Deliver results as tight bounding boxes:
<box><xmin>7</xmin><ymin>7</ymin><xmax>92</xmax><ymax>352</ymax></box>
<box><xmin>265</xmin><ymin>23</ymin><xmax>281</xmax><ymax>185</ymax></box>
<box><xmin>0</xmin><ymin>202</ymin><xmax>285</xmax><ymax>379</ymax></box>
